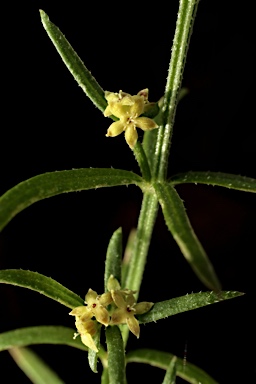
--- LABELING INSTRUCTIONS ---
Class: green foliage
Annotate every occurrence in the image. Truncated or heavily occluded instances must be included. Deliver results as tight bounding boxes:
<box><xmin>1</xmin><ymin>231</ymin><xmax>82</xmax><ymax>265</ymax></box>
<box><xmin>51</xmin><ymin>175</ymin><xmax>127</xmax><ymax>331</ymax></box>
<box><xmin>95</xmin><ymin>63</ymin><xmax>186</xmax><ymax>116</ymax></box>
<box><xmin>9</xmin><ymin>347</ymin><xmax>65</xmax><ymax>384</ymax></box>
<box><xmin>0</xmin><ymin>1</ymin><xmax>255</xmax><ymax>383</ymax></box>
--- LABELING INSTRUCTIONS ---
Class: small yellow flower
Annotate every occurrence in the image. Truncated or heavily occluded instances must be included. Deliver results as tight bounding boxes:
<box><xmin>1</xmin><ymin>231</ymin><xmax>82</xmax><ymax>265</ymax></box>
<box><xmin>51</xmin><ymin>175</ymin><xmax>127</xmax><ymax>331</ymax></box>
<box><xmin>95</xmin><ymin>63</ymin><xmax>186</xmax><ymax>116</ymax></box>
<box><xmin>104</xmin><ymin>89</ymin><xmax>158</xmax><ymax>148</ymax></box>
<box><xmin>69</xmin><ymin>288</ymin><xmax>110</xmax><ymax>351</ymax></box>
<box><xmin>110</xmin><ymin>290</ymin><xmax>154</xmax><ymax>338</ymax></box>
<box><xmin>74</xmin><ymin>318</ymin><xmax>99</xmax><ymax>352</ymax></box>
<box><xmin>106</xmin><ymin>275</ymin><xmax>153</xmax><ymax>338</ymax></box>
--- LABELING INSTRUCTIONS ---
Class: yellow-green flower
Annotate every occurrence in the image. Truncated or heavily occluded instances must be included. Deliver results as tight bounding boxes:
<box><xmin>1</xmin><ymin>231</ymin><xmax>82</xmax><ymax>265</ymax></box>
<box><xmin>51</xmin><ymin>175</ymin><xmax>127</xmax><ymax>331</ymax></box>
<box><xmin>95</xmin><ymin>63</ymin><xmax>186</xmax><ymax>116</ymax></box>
<box><xmin>70</xmin><ymin>288</ymin><xmax>110</xmax><ymax>326</ymax></box>
<box><xmin>69</xmin><ymin>288</ymin><xmax>110</xmax><ymax>351</ymax></box>
<box><xmin>74</xmin><ymin>318</ymin><xmax>99</xmax><ymax>352</ymax></box>
<box><xmin>106</xmin><ymin>275</ymin><xmax>153</xmax><ymax>338</ymax></box>
<box><xmin>110</xmin><ymin>290</ymin><xmax>154</xmax><ymax>338</ymax></box>
<box><xmin>104</xmin><ymin>89</ymin><xmax>158</xmax><ymax>148</ymax></box>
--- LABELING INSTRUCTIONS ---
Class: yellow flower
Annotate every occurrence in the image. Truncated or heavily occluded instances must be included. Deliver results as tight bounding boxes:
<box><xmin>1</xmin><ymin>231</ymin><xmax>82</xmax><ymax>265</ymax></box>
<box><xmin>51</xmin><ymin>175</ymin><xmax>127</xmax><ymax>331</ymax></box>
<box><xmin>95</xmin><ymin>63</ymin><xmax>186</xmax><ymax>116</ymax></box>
<box><xmin>110</xmin><ymin>290</ymin><xmax>154</xmax><ymax>338</ymax></box>
<box><xmin>74</xmin><ymin>318</ymin><xmax>99</xmax><ymax>352</ymax></box>
<box><xmin>69</xmin><ymin>288</ymin><xmax>110</xmax><ymax>351</ymax></box>
<box><xmin>70</xmin><ymin>288</ymin><xmax>110</xmax><ymax>326</ymax></box>
<box><xmin>106</xmin><ymin>275</ymin><xmax>153</xmax><ymax>338</ymax></box>
<box><xmin>104</xmin><ymin>89</ymin><xmax>158</xmax><ymax>148</ymax></box>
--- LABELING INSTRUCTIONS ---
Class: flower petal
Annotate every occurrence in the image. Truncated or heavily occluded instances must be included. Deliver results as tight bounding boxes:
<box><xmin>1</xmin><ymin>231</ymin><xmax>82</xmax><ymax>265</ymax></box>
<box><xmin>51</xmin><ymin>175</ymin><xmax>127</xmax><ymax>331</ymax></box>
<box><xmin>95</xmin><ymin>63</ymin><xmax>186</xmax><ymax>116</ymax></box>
<box><xmin>94</xmin><ymin>304</ymin><xmax>110</xmax><ymax>326</ymax></box>
<box><xmin>85</xmin><ymin>288</ymin><xmax>98</xmax><ymax>305</ymax></box>
<box><xmin>103</xmin><ymin>105</ymin><xmax>113</xmax><ymax>117</ymax></box>
<box><xmin>130</xmin><ymin>95</ymin><xmax>144</xmax><ymax>116</ymax></box>
<box><xmin>134</xmin><ymin>117</ymin><xmax>158</xmax><ymax>131</ymax></box>
<box><xmin>106</xmin><ymin>121</ymin><xmax>125</xmax><ymax>137</ymax></box>
<box><xmin>126</xmin><ymin>293</ymin><xmax>136</xmax><ymax>307</ymax></box>
<box><xmin>137</xmin><ymin>89</ymin><xmax>149</xmax><ymax>102</ymax></box>
<box><xmin>127</xmin><ymin>315</ymin><xmax>140</xmax><ymax>338</ymax></box>
<box><xmin>99</xmin><ymin>291</ymin><xmax>113</xmax><ymax>306</ymax></box>
<box><xmin>81</xmin><ymin>333</ymin><xmax>98</xmax><ymax>352</ymax></box>
<box><xmin>134</xmin><ymin>301</ymin><xmax>154</xmax><ymax>315</ymax></box>
<box><xmin>69</xmin><ymin>306</ymin><xmax>88</xmax><ymax>317</ymax></box>
<box><xmin>111</xmin><ymin>308</ymin><xmax>127</xmax><ymax>325</ymax></box>
<box><xmin>112</xmin><ymin>290</ymin><xmax>127</xmax><ymax>309</ymax></box>
<box><xmin>107</xmin><ymin>275</ymin><xmax>121</xmax><ymax>291</ymax></box>
<box><xmin>124</xmin><ymin>124</ymin><xmax>138</xmax><ymax>148</ymax></box>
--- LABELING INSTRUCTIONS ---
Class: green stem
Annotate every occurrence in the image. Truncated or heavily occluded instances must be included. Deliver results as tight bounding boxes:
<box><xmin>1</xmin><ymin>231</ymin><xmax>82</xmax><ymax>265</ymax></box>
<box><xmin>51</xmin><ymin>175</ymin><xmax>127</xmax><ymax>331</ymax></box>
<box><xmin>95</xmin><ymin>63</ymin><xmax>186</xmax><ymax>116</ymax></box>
<box><xmin>153</xmin><ymin>0</ymin><xmax>200</xmax><ymax>180</ymax></box>
<box><xmin>123</xmin><ymin>190</ymin><xmax>159</xmax><ymax>348</ymax></box>
<box><xmin>105</xmin><ymin>326</ymin><xmax>125</xmax><ymax>384</ymax></box>
<box><xmin>122</xmin><ymin>1</ymin><xmax>199</xmax><ymax>346</ymax></box>
<box><xmin>123</xmin><ymin>192</ymin><xmax>158</xmax><ymax>294</ymax></box>
<box><xmin>133</xmin><ymin>141</ymin><xmax>152</xmax><ymax>181</ymax></box>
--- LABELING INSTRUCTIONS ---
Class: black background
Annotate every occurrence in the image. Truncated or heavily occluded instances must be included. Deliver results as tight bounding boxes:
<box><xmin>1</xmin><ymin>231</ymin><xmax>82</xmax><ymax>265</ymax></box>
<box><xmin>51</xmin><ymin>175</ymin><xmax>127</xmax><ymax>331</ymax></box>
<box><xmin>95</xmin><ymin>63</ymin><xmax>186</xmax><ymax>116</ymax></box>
<box><xmin>1</xmin><ymin>1</ymin><xmax>256</xmax><ymax>383</ymax></box>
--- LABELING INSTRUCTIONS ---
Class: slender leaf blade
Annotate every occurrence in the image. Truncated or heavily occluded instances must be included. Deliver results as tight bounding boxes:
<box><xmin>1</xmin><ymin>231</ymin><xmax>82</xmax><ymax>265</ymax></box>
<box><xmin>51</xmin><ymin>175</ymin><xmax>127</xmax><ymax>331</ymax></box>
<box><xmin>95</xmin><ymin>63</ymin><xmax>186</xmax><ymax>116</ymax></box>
<box><xmin>9</xmin><ymin>347</ymin><xmax>65</xmax><ymax>384</ymax></box>
<box><xmin>137</xmin><ymin>291</ymin><xmax>244</xmax><ymax>323</ymax></box>
<box><xmin>0</xmin><ymin>270</ymin><xmax>83</xmax><ymax>309</ymax></box>
<box><xmin>170</xmin><ymin>171</ymin><xmax>256</xmax><ymax>193</ymax></box>
<box><xmin>40</xmin><ymin>10</ymin><xmax>106</xmax><ymax>112</ymax></box>
<box><xmin>153</xmin><ymin>181</ymin><xmax>221</xmax><ymax>291</ymax></box>
<box><xmin>88</xmin><ymin>326</ymin><xmax>101</xmax><ymax>373</ymax></box>
<box><xmin>0</xmin><ymin>168</ymin><xmax>143</xmax><ymax>231</ymax></box>
<box><xmin>162</xmin><ymin>356</ymin><xmax>177</xmax><ymax>384</ymax></box>
<box><xmin>0</xmin><ymin>326</ymin><xmax>87</xmax><ymax>352</ymax></box>
<box><xmin>126</xmin><ymin>349</ymin><xmax>218</xmax><ymax>384</ymax></box>
<box><xmin>104</xmin><ymin>228</ymin><xmax>123</xmax><ymax>292</ymax></box>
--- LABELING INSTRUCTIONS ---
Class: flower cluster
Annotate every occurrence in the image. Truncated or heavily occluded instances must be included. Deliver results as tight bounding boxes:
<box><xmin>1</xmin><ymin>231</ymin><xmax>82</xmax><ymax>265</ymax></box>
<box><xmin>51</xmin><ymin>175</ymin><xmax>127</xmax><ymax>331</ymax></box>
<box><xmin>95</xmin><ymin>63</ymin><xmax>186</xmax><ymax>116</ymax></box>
<box><xmin>104</xmin><ymin>89</ymin><xmax>159</xmax><ymax>148</ymax></box>
<box><xmin>69</xmin><ymin>275</ymin><xmax>153</xmax><ymax>351</ymax></box>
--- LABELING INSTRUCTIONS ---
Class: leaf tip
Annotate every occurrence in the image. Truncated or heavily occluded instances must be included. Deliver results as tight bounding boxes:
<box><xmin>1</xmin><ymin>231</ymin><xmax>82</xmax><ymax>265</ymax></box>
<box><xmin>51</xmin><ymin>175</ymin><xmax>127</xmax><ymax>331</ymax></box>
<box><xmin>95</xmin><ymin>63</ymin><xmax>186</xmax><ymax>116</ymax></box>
<box><xmin>39</xmin><ymin>9</ymin><xmax>48</xmax><ymax>23</ymax></box>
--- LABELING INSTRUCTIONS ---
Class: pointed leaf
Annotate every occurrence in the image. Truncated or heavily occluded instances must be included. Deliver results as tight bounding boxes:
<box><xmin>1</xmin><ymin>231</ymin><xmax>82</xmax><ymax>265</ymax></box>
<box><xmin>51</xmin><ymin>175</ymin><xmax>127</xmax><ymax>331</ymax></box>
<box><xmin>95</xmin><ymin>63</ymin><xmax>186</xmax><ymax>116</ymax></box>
<box><xmin>153</xmin><ymin>181</ymin><xmax>221</xmax><ymax>290</ymax></box>
<box><xmin>104</xmin><ymin>228</ymin><xmax>123</xmax><ymax>292</ymax></box>
<box><xmin>88</xmin><ymin>326</ymin><xmax>101</xmax><ymax>373</ymax></box>
<box><xmin>121</xmin><ymin>228</ymin><xmax>136</xmax><ymax>288</ymax></box>
<box><xmin>40</xmin><ymin>10</ymin><xmax>106</xmax><ymax>112</ymax></box>
<box><xmin>126</xmin><ymin>349</ymin><xmax>218</xmax><ymax>384</ymax></box>
<box><xmin>0</xmin><ymin>270</ymin><xmax>83</xmax><ymax>309</ymax></box>
<box><xmin>170</xmin><ymin>171</ymin><xmax>256</xmax><ymax>193</ymax></box>
<box><xmin>137</xmin><ymin>291</ymin><xmax>244</xmax><ymax>323</ymax></box>
<box><xmin>9</xmin><ymin>347</ymin><xmax>65</xmax><ymax>384</ymax></box>
<box><xmin>0</xmin><ymin>168</ymin><xmax>143</xmax><ymax>231</ymax></box>
<box><xmin>0</xmin><ymin>326</ymin><xmax>87</xmax><ymax>352</ymax></box>
<box><xmin>162</xmin><ymin>356</ymin><xmax>177</xmax><ymax>384</ymax></box>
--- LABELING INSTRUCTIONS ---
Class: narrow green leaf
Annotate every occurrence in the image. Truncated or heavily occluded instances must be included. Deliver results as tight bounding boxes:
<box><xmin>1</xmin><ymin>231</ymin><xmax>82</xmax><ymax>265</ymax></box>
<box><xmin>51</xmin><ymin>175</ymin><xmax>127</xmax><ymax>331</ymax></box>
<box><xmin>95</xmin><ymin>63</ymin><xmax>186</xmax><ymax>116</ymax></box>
<box><xmin>0</xmin><ymin>168</ymin><xmax>143</xmax><ymax>231</ymax></box>
<box><xmin>153</xmin><ymin>181</ymin><xmax>221</xmax><ymax>291</ymax></box>
<box><xmin>0</xmin><ymin>270</ymin><xmax>83</xmax><ymax>309</ymax></box>
<box><xmin>105</xmin><ymin>326</ymin><xmax>125</xmax><ymax>384</ymax></box>
<box><xmin>39</xmin><ymin>10</ymin><xmax>106</xmax><ymax>112</ymax></box>
<box><xmin>9</xmin><ymin>347</ymin><xmax>65</xmax><ymax>384</ymax></box>
<box><xmin>104</xmin><ymin>228</ymin><xmax>123</xmax><ymax>291</ymax></box>
<box><xmin>137</xmin><ymin>291</ymin><xmax>244</xmax><ymax>323</ymax></box>
<box><xmin>126</xmin><ymin>349</ymin><xmax>218</xmax><ymax>384</ymax></box>
<box><xmin>88</xmin><ymin>326</ymin><xmax>101</xmax><ymax>373</ymax></box>
<box><xmin>121</xmin><ymin>228</ymin><xmax>136</xmax><ymax>288</ymax></box>
<box><xmin>170</xmin><ymin>171</ymin><xmax>256</xmax><ymax>193</ymax></box>
<box><xmin>162</xmin><ymin>356</ymin><xmax>177</xmax><ymax>384</ymax></box>
<box><xmin>0</xmin><ymin>326</ymin><xmax>87</xmax><ymax>352</ymax></box>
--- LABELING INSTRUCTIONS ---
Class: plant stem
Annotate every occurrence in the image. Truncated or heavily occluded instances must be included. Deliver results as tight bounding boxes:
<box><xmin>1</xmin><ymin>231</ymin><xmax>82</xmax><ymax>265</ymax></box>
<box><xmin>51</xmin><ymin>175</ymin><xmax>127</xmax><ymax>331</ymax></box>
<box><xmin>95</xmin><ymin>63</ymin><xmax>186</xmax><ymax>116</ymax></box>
<box><xmin>122</xmin><ymin>191</ymin><xmax>158</xmax><ymax>346</ymax></box>
<box><xmin>123</xmin><ymin>0</ymin><xmax>200</xmax><ymax>346</ymax></box>
<box><xmin>153</xmin><ymin>0</ymin><xmax>200</xmax><ymax>180</ymax></box>
<box><xmin>105</xmin><ymin>326</ymin><xmax>125</xmax><ymax>384</ymax></box>
<box><xmin>133</xmin><ymin>141</ymin><xmax>152</xmax><ymax>182</ymax></box>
